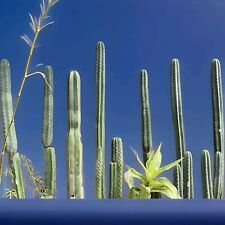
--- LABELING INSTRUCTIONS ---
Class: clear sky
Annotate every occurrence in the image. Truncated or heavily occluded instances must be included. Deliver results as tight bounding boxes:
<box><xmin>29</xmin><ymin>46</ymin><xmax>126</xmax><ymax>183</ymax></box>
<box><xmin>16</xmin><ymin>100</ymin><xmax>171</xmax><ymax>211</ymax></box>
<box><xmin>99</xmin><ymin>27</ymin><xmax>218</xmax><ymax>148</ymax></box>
<box><xmin>0</xmin><ymin>0</ymin><xmax>225</xmax><ymax>199</ymax></box>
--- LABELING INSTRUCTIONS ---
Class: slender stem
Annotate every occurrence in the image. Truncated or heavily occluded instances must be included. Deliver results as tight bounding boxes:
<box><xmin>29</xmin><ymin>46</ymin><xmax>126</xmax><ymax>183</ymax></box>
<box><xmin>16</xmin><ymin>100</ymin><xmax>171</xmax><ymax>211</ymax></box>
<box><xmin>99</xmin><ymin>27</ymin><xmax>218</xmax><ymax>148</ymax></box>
<box><xmin>0</xmin><ymin>29</ymin><xmax>40</xmax><ymax>183</ymax></box>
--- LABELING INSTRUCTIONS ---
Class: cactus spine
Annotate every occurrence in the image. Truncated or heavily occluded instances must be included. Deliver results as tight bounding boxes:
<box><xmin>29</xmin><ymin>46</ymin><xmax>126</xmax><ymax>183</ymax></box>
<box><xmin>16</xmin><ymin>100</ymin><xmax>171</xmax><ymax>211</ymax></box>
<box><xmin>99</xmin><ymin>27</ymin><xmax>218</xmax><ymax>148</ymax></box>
<box><xmin>66</xmin><ymin>71</ymin><xmax>84</xmax><ymax>199</ymax></box>
<box><xmin>170</xmin><ymin>59</ymin><xmax>194</xmax><ymax>199</ymax></box>
<box><xmin>0</xmin><ymin>59</ymin><xmax>25</xmax><ymax>199</ymax></box>
<box><xmin>109</xmin><ymin>137</ymin><xmax>123</xmax><ymax>199</ymax></box>
<box><xmin>140</xmin><ymin>70</ymin><xmax>153</xmax><ymax>164</ymax></box>
<box><xmin>95</xmin><ymin>41</ymin><xmax>106</xmax><ymax>199</ymax></box>
<box><xmin>42</xmin><ymin>66</ymin><xmax>56</xmax><ymax>198</ymax></box>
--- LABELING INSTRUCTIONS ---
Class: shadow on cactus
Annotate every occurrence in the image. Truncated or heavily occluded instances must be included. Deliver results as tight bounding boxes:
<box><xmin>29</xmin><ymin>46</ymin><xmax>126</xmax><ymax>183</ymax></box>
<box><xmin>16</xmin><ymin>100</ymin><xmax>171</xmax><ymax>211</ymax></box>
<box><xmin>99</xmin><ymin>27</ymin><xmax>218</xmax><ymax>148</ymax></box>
<box><xmin>125</xmin><ymin>144</ymin><xmax>182</xmax><ymax>199</ymax></box>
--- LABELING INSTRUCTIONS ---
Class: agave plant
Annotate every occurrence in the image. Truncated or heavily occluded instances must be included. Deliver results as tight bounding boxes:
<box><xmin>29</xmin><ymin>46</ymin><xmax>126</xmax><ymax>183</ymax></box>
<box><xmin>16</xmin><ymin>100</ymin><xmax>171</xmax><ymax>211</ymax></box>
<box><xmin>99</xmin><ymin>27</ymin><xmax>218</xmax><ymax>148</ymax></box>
<box><xmin>125</xmin><ymin>144</ymin><xmax>182</xmax><ymax>199</ymax></box>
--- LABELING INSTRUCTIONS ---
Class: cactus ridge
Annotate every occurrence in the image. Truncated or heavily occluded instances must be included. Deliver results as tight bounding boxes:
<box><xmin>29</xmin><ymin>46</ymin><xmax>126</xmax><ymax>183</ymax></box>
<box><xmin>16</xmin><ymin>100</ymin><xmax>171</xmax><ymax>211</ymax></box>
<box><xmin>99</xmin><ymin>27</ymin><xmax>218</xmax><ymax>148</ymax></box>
<box><xmin>140</xmin><ymin>70</ymin><xmax>152</xmax><ymax>164</ymax></box>
<box><xmin>95</xmin><ymin>41</ymin><xmax>106</xmax><ymax>199</ymax></box>
<box><xmin>66</xmin><ymin>71</ymin><xmax>84</xmax><ymax>199</ymax></box>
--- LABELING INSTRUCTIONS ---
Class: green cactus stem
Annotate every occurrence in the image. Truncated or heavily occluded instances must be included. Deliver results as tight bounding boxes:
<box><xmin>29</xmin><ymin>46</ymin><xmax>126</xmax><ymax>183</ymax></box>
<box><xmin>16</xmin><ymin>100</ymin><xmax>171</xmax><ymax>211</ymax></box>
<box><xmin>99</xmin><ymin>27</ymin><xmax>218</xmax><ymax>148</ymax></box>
<box><xmin>44</xmin><ymin>147</ymin><xmax>56</xmax><ymax>198</ymax></box>
<box><xmin>201</xmin><ymin>150</ymin><xmax>213</xmax><ymax>199</ymax></box>
<box><xmin>0</xmin><ymin>59</ymin><xmax>17</xmax><ymax>153</ymax></box>
<box><xmin>170</xmin><ymin>59</ymin><xmax>185</xmax><ymax>161</ymax></box>
<box><xmin>183</xmin><ymin>151</ymin><xmax>194</xmax><ymax>199</ymax></box>
<box><xmin>42</xmin><ymin>66</ymin><xmax>56</xmax><ymax>198</ymax></box>
<box><xmin>109</xmin><ymin>162</ymin><xmax>117</xmax><ymax>199</ymax></box>
<box><xmin>213</xmin><ymin>151</ymin><xmax>222</xmax><ymax>199</ymax></box>
<box><xmin>66</xmin><ymin>71</ymin><xmax>84</xmax><ymax>199</ymax></box>
<box><xmin>42</xmin><ymin>66</ymin><xmax>54</xmax><ymax>148</ymax></box>
<box><xmin>173</xmin><ymin>164</ymin><xmax>183</xmax><ymax>198</ymax></box>
<box><xmin>110</xmin><ymin>137</ymin><xmax>123</xmax><ymax>199</ymax></box>
<box><xmin>0</xmin><ymin>59</ymin><xmax>25</xmax><ymax>199</ymax></box>
<box><xmin>211</xmin><ymin>59</ymin><xmax>224</xmax><ymax>198</ymax></box>
<box><xmin>95</xmin><ymin>41</ymin><xmax>106</xmax><ymax>199</ymax></box>
<box><xmin>140</xmin><ymin>70</ymin><xmax>153</xmax><ymax>164</ymax></box>
<box><xmin>11</xmin><ymin>153</ymin><xmax>25</xmax><ymax>199</ymax></box>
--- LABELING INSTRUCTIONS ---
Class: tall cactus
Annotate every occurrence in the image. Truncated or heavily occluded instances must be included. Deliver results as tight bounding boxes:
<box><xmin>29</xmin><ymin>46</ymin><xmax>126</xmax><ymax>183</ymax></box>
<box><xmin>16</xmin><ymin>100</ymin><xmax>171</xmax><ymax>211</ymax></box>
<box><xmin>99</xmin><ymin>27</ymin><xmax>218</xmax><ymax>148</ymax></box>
<box><xmin>140</xmin><ymin>70</ymin><xmax>153</xmax><ymax>164</ymax></box>
<box><xmin>109</xmin><ymin>137</ymin><xmax>123</xmax><ymax>199</ymax></box>
<box><xmin>0</xmin><ymin>59</ymin><xmax>25</xmax><ymax>199</ymax></box>
<box><xmin>170</xmin><ymin>59</ymin><xmax>194</xmax><ymax>199</ymax></box>
<box><xmin>66</xmin><ymin>71</ymin><xmax>84</xmax><ymax>199</ymax></box>
<box><xmin>211</xmin><ymin>59</ymin><xmax>224</xmax><ymax>198</ymax></box>
<box><xmin>201</xmin><ymin>150</ymin><xmax>213</xmax><ymax>199</ymax></box>
<box><xmin>201</xmin><ymin>59</ymin><xmax>224</xmax><ymax>199</ymax></box>
<box><xmin>42</xmin><ymin>66</ymin><xmax>56</xmax><ymax>198</ymax></box>
<box><xmin>95</xmin><ymin>41</ymin><xmax>106</xmax><ymax>199</ymax></box>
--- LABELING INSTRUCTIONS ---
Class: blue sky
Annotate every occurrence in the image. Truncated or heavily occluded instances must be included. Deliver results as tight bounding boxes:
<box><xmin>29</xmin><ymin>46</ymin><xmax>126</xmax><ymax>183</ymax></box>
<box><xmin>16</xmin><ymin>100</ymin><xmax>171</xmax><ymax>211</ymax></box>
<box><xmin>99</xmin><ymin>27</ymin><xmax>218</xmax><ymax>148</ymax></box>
<box><xmin>0</xmin><ymin>0</ymin><xmax>225</xmax><ymax>198</ymax></box>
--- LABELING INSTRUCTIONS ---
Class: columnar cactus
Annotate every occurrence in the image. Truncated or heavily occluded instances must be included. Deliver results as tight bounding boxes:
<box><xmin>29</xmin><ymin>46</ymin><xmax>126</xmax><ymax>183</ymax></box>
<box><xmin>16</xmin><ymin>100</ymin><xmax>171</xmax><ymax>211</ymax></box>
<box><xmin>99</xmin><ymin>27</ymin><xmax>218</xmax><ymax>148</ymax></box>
<box><xmin>211</xmin><ymin>59</ymin><xmax>224</xmax><ymax>198</ymax></box>
<box><xmin>0</xmin><ymin>59</ymin><xmax>25</xmax><ymax>199</ymax></box>
<box><xmin>140</xmin><ymin>70</ymin><xmax>153</xmax><ymax>164</ymax></box>
<box><xmin>201</xmin><ymin>59</ymin><xmax>224</xmax><ymax>199</ymax></box>
<box><xmin>42</xmin><ymin>66</ymin><xmax>56</xmax><ymax>198</ymax></box>
<box><xmin>109</xmin><ymin>137</ymin><xmax>123</xmax><ymax>199</ymax></box>
<box><xmin>201</xmin><ymin>150</ymin><xmax>213</xmax><ymax>199</ymax></box>
<box><xmin>109</xmin><ymin>162</ymin><xmax>117</xmax><ymax>199</ymax></box>
<box><xmin>173</xmin><ymin>164</ymin><xmax>183</xmax><ymax>198</ymax></box>
<box><xmin>95</xmin><ymin>41</ymin><xmax>106</xmax><ymax>199</ymax></box>
<box><xmin>170</xmin><ymin>59</ymin><xmax>194</xmax><ymax>199</ymax></box>
<box><xmin>183</xmin><ymin>151</ymin><xmax>194</xmax><ymax>199</ymax></box>
<box><xmin>66</xmin><ymin>71</ymin><xmax>84</xmax><ymax>199</ymax></box>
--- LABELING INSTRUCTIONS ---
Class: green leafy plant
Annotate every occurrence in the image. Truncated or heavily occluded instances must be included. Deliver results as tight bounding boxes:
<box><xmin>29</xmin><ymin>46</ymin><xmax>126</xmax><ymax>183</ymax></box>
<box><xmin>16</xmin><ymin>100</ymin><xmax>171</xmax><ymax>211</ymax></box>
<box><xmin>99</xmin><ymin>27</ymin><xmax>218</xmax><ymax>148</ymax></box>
<box><xmin>125</xmin><ymin>144</ymin><xmax>182</xmax><ymax>199</ymax></box>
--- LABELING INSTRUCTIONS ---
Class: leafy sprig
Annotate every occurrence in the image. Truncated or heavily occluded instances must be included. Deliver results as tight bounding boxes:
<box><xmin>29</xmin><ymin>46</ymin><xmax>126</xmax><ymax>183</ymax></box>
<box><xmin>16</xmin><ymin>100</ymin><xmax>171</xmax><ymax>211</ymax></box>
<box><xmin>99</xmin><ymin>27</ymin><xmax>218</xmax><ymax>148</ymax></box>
<box><xmin>125</xmin><ymin>144</ymin><xmax>182</xmax><ymax>199</ymax></box>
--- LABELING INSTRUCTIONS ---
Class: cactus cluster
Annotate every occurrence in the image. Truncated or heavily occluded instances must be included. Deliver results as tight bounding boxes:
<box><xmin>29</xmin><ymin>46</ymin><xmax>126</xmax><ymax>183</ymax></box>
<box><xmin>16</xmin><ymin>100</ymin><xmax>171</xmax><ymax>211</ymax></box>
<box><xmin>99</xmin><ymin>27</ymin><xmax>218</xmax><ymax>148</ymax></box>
<box><xmin>0</xmin><ymin>39</ymin><xmax>224</xmax><ymax>200</ymax></box>
<box><xmin>170</xmin><ymin>59</ymin><xmax>194</xmax><ymax>199</ymax></box>
<box><xmin>201</xmin><ymin>59</ymin><xmax>224</xmax><ymax>199</ymax></box>
<box><xmin>0</xmin><ymin>59</ymin><xmax>25</xmax><ymax>199</ymax></box>
<box><xmin>0</xmin><ymin>59</ymin><xmax>56</xmax><ymax>199</ymax></box>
